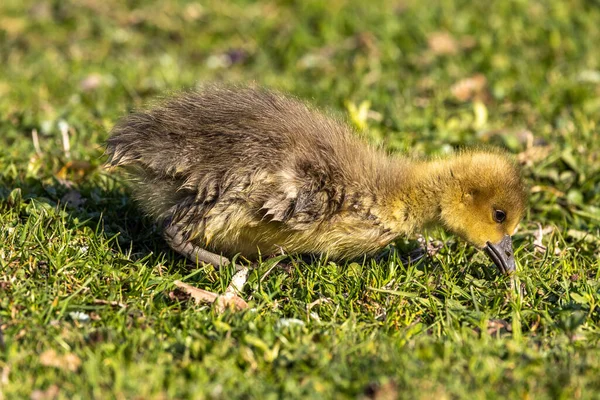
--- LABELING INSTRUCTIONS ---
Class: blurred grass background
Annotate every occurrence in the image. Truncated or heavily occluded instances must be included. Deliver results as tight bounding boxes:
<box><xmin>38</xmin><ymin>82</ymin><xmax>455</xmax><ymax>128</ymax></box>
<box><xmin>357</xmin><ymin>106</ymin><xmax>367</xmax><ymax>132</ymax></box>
<box><xmin>1</xmin><ymin>0</ymin><xmax>600</xmax><ymax>398</ymax></box>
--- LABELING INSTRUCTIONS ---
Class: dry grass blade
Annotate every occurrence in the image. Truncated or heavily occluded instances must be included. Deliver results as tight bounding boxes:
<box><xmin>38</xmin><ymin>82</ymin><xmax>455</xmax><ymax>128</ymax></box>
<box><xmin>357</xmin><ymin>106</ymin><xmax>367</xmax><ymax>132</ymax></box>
<box><xmin>92</xmin><ymin>299</ymin><xmax>126</xmax><ymax>308</ymax></box>
<box><xmin>215</xmin><ymin>292</ymin><xmax>249</xmax><ymax>313</ymax></box>
<box><xmin>487</xmin><ymin>319</ymin><xmax>512</xmax><ymax>335</ymax></box>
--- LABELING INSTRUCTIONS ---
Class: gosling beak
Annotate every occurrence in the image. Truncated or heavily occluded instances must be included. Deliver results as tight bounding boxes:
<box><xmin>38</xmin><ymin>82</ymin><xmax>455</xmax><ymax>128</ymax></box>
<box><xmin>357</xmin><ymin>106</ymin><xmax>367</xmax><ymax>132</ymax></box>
<box><xmin>484</xmin><ymin>234</ymin><xmax>516</xmax><ymax>275</ymax></box>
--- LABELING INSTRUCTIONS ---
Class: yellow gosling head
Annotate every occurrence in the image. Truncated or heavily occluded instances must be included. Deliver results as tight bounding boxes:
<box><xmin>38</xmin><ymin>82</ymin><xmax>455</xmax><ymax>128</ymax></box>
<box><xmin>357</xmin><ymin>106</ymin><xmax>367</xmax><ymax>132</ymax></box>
<box><xmin>437</xmin><ymin>149</ymin><xmax>527</xmax><ymax>274</ymax></box>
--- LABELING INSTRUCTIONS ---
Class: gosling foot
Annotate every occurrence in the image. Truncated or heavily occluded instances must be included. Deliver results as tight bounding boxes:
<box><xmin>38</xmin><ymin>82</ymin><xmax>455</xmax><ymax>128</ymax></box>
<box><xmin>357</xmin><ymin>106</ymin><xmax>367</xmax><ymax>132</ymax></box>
<box><xmin>164</xmin><ymin>224</ymin><xmax>249</xmax><ymax>312</ymax></box>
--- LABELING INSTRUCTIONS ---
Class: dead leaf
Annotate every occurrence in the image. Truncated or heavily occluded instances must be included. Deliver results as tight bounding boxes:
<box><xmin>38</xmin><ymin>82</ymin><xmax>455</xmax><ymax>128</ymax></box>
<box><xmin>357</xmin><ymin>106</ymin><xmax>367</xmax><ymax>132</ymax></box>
<box><xmin>80</xmin><ymin>73</ymin><xmax>104</xmax><ymax>91</ymax></box>
<box><xmin>55</xmin><ymin>160</ymin><xmax>95</xmax><ymax>182</ymax></box>
<box><xmin>183</xmin><ymin>3</ymin><xmax>204</xmax><ymax>21</ymax></box>
<box><xmin>14</xmin><ymin>329</ymin><xmax>26</xmax><ymax>340</ymax></box>
<box><xmin>427</xmin><ymin>31</ymin><xmax>458</xmax><ymax>55</ymax></box>
<box><xmin>518</xmin><ymin>145</ymin><xmax>553</xmax><ymax>166</ymax></box>
<box><xmin>451</xmin><ymin>74</ymin><xmax>487</xmax><ymax>102</ymax></box>
<box><xmin>39</xmin><ymin>350</ymin><xmax>81</xmax><ymax>372</ymax></box>
<box><xmin>487</xmin><ymin>319</ymin><xmax>512</xmax><ymax>335</ymax></box>
<box><xmin>364</xmin><ymin>380</ymin><xmax>399</xmax><ymax>400</ymax></box>
<box><xmin>168</xmin><ymin>288</ymin><xmax>191</xmax><ymax>302</ymax></box>
<box><xmin>215</xmin><ymin>293</ymin><xmax>249</xmax><ymax>313</ymax></box>
<box><xmin>30</xmin><ymin>385</ymin><xmax>59</xmax><ymax>400</ymax></box>
<box><xmin>426</xmin><ymin>240</ymin><xmax>444</xmax><ymax>257</ymax></box>
<box><xmin>89</xmin><ymin>312</ymin><xmax>101</xmax><ymax>321</ymax></box>
<box><xmin>173</xmin><ymin>281</ymin><xmax>217</xmax><ymax>302</ymax></box>
<box><xmin>173</xmin><ymin>280</ymin><xmax>248</xmax><ymax>313</ymax></box>
<box><xmin>354</xmin><ymin>31</ymin><xmax>379</xmax><ymax>55</ymax></box>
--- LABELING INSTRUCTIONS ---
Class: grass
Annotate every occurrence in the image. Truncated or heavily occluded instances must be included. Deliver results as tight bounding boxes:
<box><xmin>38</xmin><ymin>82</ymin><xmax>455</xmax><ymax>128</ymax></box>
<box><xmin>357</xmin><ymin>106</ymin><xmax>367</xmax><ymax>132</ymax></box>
<box><xmin>1</xmin><ymin>0</ymin><xmax>600</xmax><ymax>398</ymax></box>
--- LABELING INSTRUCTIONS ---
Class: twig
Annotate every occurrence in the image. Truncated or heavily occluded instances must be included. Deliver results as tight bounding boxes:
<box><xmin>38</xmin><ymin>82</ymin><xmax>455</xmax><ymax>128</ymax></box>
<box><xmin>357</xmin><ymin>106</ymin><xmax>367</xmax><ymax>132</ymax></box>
<box><xmin>533</xmin><ymin>223</ymin><xmax>547</xmax><ymax>252</ymax></box>
<box><xmin>307</xmin><ymin>298</ymin><xmax>331</xmax><ymax>312</ymax></box>
<box><xmin>92</xmin><ymin>299</ymin><xmax>126</xmax><ymax>309</ymax></box>
<box><xmin>58</xmin><ymin>121</ymin><xmax>71</xmax><ymax>159</ymax></box>
<box><xmin>0</xmin><ymin>319</ymin><xmax>5</xmax><ymax>351</ymax></box>
<box><xmin>31</xmin><ymin>129</ymin><xmax>42</xmax><ymax>156</ymax></box>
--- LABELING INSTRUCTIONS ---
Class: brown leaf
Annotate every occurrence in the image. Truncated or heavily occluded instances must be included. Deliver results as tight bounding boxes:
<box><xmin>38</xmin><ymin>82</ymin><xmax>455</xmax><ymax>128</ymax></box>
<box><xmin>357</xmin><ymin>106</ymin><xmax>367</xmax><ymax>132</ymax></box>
<box><xmin>173</xmin><ymin>280</ymin><xmax>248</xmax><ymax>313</ymax></box>
<box><xmin>487</xmin><ymin>319</ymin><xmax>512</xmax><ymax>335</ymax></box>
<box><xmin>79</xmin><ymin>73</ymin><xmax>104</xmax><ymax>91</ymax></box>
<box><xmin>426</xmin><ymin>240</ymin><xmax>444</xmax><ymax>257</ymax></box>
<box><xmin>518</xmin><ymin>144</ymin><xmax>553</xmax><ymax>166</ymax></box>
<box><xmin>55</xmin><ymin>160</ymin><xmax>95</xmax><ymax>181</ymax></box>
<box><xmin>451</xmin><ymin>74</ymin><xmax>487</xmax><ymax>102</ymax></box>
<box><xmin>215</xmin><ymin>293</ymin><xmax>249</xmax><ymax>313</ymax></box>
<box><xmin>168</xmin><ymin>288</ymin><xmax>191</xmax><ymax>302</ymax></box>
<box><xmin>354</xmin><ymin>31</ymin><xmax>379</xmax><ymax>55</ymax></box>
<box><xmin>173</xmin><ymin>280</ymin><xmax>217</xmax><ymax>302</ymax></box>
<box><xmin>427</xmin><ymin>31</ymin><xmax>458</xmax><ymax>55</ymax></box>
<box><xmin>183</xmin><ymin>3</ymin><xmax>204</xmax><ymax>21</ymax></box>
<box><xmin>39</xmin><ymin>350</ymin><xmax>81</xmax><ymax>372</ymax></box>
<box><xmin>30</xmin><ymin>385</ymin><xmax>59</xmax><ymax>400</ymax></box>
<box><xmin>365</xmin><ymin>380</ymin><xmax>399</xmax><ymax>400</ymax></box>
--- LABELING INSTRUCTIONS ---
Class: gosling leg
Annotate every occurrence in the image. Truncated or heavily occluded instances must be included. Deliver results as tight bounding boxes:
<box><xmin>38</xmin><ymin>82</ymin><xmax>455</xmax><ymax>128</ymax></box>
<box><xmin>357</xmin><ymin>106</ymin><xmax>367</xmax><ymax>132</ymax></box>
<box><xmin>163</xmin><ymin>225</ymin><xmax>230</xmax><ymax>267</ymax></box>
<box><xmin>163</xmin><ymin>224</ymin><xmax>249</xmax><ymax>310</ymax></box>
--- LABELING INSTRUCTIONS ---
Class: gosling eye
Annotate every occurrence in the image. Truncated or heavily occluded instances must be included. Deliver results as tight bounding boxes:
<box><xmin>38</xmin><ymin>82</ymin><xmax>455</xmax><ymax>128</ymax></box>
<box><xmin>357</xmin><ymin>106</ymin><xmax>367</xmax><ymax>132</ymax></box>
<box><xmin>493</xmin><ymin>209</ymin><xmax>506</xmax><ymax>223</ymax></box>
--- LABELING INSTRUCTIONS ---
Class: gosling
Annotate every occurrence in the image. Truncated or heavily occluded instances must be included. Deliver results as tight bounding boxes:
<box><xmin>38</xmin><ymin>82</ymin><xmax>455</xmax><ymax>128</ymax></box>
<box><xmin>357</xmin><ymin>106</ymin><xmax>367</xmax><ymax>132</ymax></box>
<box><xmin>107</xmin><ymin>86</ymin><xmax>527</xmax><ymax>301</ymax></box>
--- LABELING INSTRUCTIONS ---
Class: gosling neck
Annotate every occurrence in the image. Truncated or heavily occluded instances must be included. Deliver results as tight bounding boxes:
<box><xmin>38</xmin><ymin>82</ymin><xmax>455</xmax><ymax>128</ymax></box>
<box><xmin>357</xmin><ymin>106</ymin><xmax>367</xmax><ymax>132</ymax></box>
<box><xmin>379</xmin><ymin>158</ymin><xmax>458</xmax><ymax>235</ymax></box>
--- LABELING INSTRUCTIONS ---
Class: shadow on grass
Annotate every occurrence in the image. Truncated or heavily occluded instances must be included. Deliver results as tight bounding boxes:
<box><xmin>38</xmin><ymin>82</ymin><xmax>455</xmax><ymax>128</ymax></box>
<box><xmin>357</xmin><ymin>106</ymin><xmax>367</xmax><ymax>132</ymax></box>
<box><xmin>0</xmin><ymin>173</ymin><xmax>170</xmax><ymax>264</ymax></box>
<box><xmin>0</xmin><ymin>172</ymin><xmax>501</xmax><ymax>289</ymax></box>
